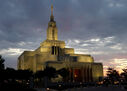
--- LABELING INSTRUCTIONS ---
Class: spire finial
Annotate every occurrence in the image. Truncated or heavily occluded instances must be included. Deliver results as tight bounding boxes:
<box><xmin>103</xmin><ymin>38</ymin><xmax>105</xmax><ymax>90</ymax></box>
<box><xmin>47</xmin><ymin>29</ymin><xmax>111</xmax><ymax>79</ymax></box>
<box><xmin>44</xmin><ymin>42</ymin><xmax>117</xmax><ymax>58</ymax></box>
<box><xmin>51</xmin><ymin>4</ymin><xmax>53</xmax><ymax>16</ymax></box>
<box><xmin>50</xmin><ymin>3</ymin><xmax>54</xmax><ymax>21</ymax></box>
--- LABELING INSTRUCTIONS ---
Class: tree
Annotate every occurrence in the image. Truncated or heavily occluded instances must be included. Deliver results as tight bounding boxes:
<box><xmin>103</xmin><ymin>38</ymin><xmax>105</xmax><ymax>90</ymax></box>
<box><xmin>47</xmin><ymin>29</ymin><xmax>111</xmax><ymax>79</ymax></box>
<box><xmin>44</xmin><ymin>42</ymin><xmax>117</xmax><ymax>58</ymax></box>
<box><xmin>121</xmin><ymin>68</ymin><xmax>127</xmax><ymax>83</ymax></box>
<box><xmin>0</xmin><ymin>55</ymin><xmax>5</xmax><ymax>70</ymax></box>
<box><xmin>57</xmin><ymin>68</ymin><xmax>69</xmax><ymax>79</ymax></box>
<box><xmin>106</xmin><ymin>67</ymin><xmax>120</xmax><ymax>85</ymax></box>
<box><xmin>57</xmin><ymin>68</ymin><xmax>69</xmax><ymax>82</ymax></box>
<box><xmin>44</xmin><ymin>66</ymin><xmax>57</xmax><ymax>79</ymax></box>
<box><xmin>16</xmin><ymin>69</ymin><xmax>33</xmax><ymax>80</ymax></box>
<box><xmin>5</xmin><ymin>68</ymin><xmax>16</xmax><ymax>80</ymax></box>
<box><xmin>34</xmin><ymin>71</ymin><xmax>44</xmax><ymax>79</ymax></box>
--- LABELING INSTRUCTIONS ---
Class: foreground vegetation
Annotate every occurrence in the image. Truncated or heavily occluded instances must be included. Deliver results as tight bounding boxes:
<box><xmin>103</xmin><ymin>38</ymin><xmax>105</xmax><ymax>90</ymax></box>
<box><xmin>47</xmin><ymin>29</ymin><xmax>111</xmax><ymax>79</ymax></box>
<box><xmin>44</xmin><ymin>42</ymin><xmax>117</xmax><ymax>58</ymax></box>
<box><xmin>0</xmin><ymin>55</ymin><xmax>69</xmax><ymax>90</ymax></box>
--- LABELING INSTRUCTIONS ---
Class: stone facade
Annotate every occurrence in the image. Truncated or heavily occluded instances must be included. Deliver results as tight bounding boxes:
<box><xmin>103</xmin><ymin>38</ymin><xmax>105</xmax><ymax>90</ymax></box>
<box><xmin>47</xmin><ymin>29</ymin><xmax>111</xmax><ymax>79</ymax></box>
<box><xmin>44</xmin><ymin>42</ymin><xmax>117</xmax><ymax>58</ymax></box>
<box><xmin>17</xmin><ymin>5</ymin><xmax>103</xmax><ymax>82</ymax></box>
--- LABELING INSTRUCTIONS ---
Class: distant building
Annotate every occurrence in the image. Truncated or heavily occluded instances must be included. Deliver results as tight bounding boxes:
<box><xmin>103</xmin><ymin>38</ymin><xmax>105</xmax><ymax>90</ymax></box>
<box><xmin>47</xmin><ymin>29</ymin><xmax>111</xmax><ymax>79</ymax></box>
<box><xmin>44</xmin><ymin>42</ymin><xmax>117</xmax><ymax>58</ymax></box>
<box><xmin>18</xmin><ymin>5</ymin><xmax>103</xmax><ymax>82</ymax></box>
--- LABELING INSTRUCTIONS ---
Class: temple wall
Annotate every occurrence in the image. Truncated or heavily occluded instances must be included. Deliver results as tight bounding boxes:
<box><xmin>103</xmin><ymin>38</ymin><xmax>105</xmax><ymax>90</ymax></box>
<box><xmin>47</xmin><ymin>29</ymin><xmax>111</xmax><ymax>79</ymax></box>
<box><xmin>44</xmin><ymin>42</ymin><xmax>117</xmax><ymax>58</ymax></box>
<box><xmin>36</xmin><ymin>64</ymin><xmax>44</xmax><ymax>71</ymax></box>
<box><xmin>18</xmin><ymin>54</ymin><xmax>26</xmax><ymax>70</ymax></box>
<box><xmin>18</xmin><ymin>55</ymin><xmax>35</xmax><ymax>70</ymax></box>
<box><xmin>92</xmin><ymin>63</ymin><xmax>103</xmax><ymax>81</ymax></box>
<box><xmin>69</xmin><ymin>54</ymin><xmax>94</xmax><ymax>63</ymax></box>
<box><xmin>24</xmin><ymin>56</ymin><xmax>34</xmax><ymax>70</ymax></box>
<box><xmin>40</xmin><ymin>40</ymin><xmax>65</xmax><ymax>48</ymax></box>
<box><xmin>35</xmin><ymin>54</ymin><xmax>57</xmax><ymax>63</ymax></box>
<box><xmin>23</xmin><ymin>51</ymin><xmax>35</xmax><ymax>56</ymax></box>
<box><xmin>45</xmin><ymin>62</ymin><xmax>66</xmax><ymax>70</ymax></box>
<box><xmin>35</xmin><ymin>47</ymin><xmax>41</xmax><ymax>54</ymax></box>
<box><xmin>77</xmin><ymin>55</ymin><xmax>94</xmax><ymax>63</ymax></box>
<box><xmin>64</xmin><ymin>48</ymin><xmax>74</xmax><ymax>54</ymax></box>
<box><xmin>40</xmin><ymin>47</ymin><xmax>51</xmax><ymax>53</ymax></box>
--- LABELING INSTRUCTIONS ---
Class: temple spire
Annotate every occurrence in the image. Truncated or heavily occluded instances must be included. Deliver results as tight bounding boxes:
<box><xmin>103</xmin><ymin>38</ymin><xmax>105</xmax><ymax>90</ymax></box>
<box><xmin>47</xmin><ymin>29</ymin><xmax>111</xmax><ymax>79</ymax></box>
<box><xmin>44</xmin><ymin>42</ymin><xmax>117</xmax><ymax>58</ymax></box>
<box><xmin>50</xmin><ymin>4</ymin><xmax>54</xmax><ymax>21</ymax></box>
<box><xmin>47</xmin><ymin>3</ymin><xmax>58</xmax><ymax>40</ymax></box>
<box><xmin>51</xmin><ymin>4</ymin><xmax>53</xmax><ymax>16</ymax></box>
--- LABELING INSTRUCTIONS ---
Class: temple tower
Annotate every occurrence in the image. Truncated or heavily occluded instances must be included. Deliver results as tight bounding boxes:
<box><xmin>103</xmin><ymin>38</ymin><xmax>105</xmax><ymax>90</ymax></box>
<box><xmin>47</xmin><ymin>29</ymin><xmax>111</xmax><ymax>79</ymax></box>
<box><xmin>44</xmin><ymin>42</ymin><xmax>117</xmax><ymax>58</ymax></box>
<box><xmin>47</xmin><ymin>4</ymin><xmax>58</xmax><ymax>40</ymax></box>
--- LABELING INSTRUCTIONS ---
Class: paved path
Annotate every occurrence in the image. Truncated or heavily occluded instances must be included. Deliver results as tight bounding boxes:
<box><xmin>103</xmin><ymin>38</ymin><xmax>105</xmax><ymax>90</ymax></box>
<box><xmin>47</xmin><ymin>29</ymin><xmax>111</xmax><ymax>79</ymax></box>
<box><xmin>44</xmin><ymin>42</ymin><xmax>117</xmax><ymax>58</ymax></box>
<box><xmin>35</xmin><ymin>86</ymin><xmax>126</xmax><ymax>91</ymax></box>
<box><xmin>64</xmin><ymin>87</ymin><xmax>126</xmax><ymax>91</ymax></box>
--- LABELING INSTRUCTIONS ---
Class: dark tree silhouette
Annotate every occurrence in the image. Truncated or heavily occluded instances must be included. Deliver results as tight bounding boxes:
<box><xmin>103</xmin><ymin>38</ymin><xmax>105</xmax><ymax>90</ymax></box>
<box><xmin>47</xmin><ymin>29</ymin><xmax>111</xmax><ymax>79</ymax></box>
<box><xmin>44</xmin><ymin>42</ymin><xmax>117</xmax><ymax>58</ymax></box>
<box><xmin>106</xmin><ymin>67</ymin><xmax>120</xmax><ymax>85</ymax></box>
<box><xmin>121</xmin><ymin>68</ymin><xmax>127</xmax><ymax>83</ymax></box>
<box><xmin>0</xmin><ymin>57</ymin><xmax>36</xmax><ymax>91</ymax></box>
<box><xmin>44</xmin><ymin>66</ymin><xmax>57</xmax><ymax>79</ymax></box>
<box><xmin>34</xmin><ymin>70</ymin><xmax>44</xmax><ymax>79</ymax></box>
<box><xmin>57</xmin><ymin>68</ymin><xmax>69</xmax><ymax>82</ymax></box>
<box><xmin>16</xmin><ymin>70</ymin><xmax>33</xmax><ymax>80</ymax></box>
<box><xmin>57</xmin><ymin>68</ymin><xmax>69</xmax><ymax>78</ymax></box>
<box><xmin>34</xmin><ymin>70</ymin><xmax>45</xmax><ymax>87</ymax></box>
<box><xmin>0</xmin><ymin>55</ymin><xmax>5</xmax><ymax>70</ymax></box>
<box><xmin>5</xmin><ymin>68</ymin><xmax>16</xmax><ymax>80</ymax></box>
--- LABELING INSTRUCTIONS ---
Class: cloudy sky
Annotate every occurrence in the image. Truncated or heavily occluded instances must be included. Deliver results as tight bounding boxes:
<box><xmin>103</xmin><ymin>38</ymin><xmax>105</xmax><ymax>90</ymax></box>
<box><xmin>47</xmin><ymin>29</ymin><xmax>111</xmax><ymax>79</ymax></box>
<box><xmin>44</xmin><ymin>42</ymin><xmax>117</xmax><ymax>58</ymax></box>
<box><xmin>0</xmin><ymin>0</ymin><xmax>127</xmax><ymax>74</ymax></box>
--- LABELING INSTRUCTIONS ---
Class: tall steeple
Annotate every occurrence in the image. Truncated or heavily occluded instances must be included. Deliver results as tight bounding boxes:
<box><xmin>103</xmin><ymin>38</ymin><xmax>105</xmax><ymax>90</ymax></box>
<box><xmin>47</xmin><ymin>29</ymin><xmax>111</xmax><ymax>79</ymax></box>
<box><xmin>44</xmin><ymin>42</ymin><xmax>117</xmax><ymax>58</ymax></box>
<box><xmin>50</xmin><ymin>4</ymin><xmax>54</xmax><ymax>21</ymax></box>
<box><xmin>46</xmin><ymin>4</ymin><xmax>58</xmax><ymax>40</ymax></box>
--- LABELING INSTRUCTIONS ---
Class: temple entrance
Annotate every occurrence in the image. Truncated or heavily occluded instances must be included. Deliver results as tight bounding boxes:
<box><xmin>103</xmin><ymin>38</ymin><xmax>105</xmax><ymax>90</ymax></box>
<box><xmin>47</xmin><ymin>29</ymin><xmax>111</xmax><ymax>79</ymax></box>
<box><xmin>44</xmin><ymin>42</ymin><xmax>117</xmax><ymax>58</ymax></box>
<box><xmin>73</xmin><ymin>69</ymin><xmax>82</xmax><ymax>82</ymax></box>
<box><xmin>68</xmin><ymin>67</ymin><xmax>93</xmax><ymax>82</ymax></box>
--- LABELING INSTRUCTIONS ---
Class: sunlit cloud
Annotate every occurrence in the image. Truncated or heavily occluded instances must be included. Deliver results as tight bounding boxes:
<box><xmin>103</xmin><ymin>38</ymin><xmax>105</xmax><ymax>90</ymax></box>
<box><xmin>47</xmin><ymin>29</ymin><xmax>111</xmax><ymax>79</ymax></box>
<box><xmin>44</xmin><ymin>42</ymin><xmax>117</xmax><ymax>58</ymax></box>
<box><xmin>109</xmin><ymin>3</ymin><xmax>124</xmax><ymax>8</ymax></box>
<box><xmin>105</xmin><ymin>58</ymin><xmax>127</xmax><ymax>73</ymax></box>
<box><xmin>110</xmin><ymin>43</ymin><xmax>122</xmax><ymax>50</ymax></box>
<box><xmin>17</xmin><ymin>41</ymin><xmax>34</xmax><ymax>47</ymax></box>
<box><xmin>90</xmin><ymin>38</ymin><xmax>100</xmax><ymax>42</ymax></box>
<box><xmin>17</xmin><ymin>41</ymin><xmax>26</xmax><ymax>46</ymax></box>
<box><xmin>74</xmin><ymin>39</ymin><xmax>81</xmax><ymax>44</ymax></box>
<box><xmin>0</xmin><ymin>48</ymin><xmax>30</xmax><ymax>56</ymax></box>
<box><xmin>75</xmin><ymin>49</ymin><xmax>108</xmax><ymax>55</ymax></box>
<box><xmin>97</xmin><ymin>58</ymin><xmax>127</xmax><ymax>76</ymax></box>
<box><xmin>65</xmin><ymin>36</ymin><xmax>126</xmax><ymax>55</ymax></box>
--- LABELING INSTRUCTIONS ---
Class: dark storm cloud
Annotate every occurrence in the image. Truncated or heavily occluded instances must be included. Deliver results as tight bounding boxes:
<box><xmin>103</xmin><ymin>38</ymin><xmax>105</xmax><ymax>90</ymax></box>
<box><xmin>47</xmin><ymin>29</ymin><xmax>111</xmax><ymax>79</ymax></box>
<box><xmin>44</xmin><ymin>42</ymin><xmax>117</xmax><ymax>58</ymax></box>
<box><xmin>0</xmin><ymin>0</ymin><xmax>127</xmax><ymax>68</ymax></box>
<box><xmin>0</xmin><ymin>0</ymin><xmax>48</xmax><ymax>43</ymax></box>
<box><xmin>0</xmin><ymin>0</ymin><xmax>127</xmax><ymax>41</ymax></box>
<box><xmin>58</xmin><ymin>0</ymin><xmax>127</xmax><ymax>41</ymax></box>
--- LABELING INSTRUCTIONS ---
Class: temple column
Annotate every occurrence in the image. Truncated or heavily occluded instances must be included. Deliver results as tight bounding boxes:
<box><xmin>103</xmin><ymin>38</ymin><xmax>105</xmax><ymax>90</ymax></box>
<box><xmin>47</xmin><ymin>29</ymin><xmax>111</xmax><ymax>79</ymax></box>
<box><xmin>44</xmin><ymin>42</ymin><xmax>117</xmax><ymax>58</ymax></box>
<box><xmin>87</xmin><ymin>66</ymin><xmax>89</xmax><ymax>82</ymax></box>
<box><xmin>56</xmin><ymin>47</ymin><xmax>58</xmax><ymax>55</ymax></box>
<box><xmin>89</xmin><ymin>66</ymin><xmax>91</xmax><ymax>82</ymax></box>
<box><xmin>54</xmin><ymin>46</ymin><xmax>55</xmax><ymax>55</ymax></box>
<box><xmin>90</xmin><ymin>67</ymin><xmax>93</xmax><ymax>82</ymax></box>
<box><xmin>82</xmin><ymin>67</ymin><xmax>85</xmax><ymax>82</ymax></box>
<box><xmin>88</xmin><ymin>66</ymin><xmax>90</xmax><ymax>82</ymax></box>
<box><xmin>72</xmin><ymin>68</ymin><xmax>75</xmax><ymax>82</ymax></box>
<box><xmin>84</xmin><ymin>67</ymin><xmax>87</xmax><ymax>82</ymax></box>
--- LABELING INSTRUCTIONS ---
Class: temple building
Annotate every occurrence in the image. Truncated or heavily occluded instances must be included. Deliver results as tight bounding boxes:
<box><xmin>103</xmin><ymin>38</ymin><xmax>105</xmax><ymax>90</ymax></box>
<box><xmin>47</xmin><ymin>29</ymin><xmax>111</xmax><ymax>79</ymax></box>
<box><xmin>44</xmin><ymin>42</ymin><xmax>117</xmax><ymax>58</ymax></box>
<box><xmin>18</xmin><ymin>5</ymin><xmax>103</xmax><ymax>82</ymax></box>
